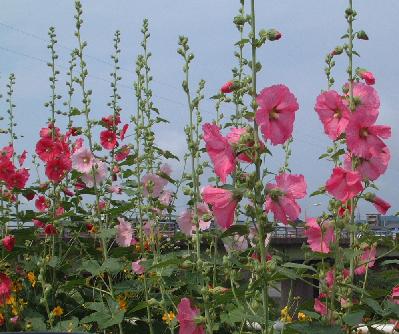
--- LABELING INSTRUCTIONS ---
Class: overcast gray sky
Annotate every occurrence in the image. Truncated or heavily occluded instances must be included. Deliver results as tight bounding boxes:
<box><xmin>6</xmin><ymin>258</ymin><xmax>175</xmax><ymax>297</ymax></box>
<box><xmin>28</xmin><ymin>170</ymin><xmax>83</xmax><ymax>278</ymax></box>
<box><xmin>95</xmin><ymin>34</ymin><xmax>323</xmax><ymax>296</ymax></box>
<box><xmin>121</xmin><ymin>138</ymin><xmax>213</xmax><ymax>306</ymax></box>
<box><xmin>1</xmin><ymin>0</ymin><xmax>398</xmax><ymax>218</ymax></box>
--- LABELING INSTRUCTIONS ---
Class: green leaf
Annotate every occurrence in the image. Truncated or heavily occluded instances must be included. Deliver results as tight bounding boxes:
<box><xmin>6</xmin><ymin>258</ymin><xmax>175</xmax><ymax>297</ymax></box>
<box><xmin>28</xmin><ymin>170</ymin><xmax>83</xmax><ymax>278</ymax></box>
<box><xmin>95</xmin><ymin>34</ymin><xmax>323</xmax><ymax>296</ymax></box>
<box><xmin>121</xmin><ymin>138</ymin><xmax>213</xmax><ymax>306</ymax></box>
<box><xmin>310</xmin><ymin>186</ymin><xmax>326</xmax><ymax>197</ymax></box>
<box><xmin>282</xmin><ymin>262</ymin><xmax>316</xmax><ymax>272</ymax></box>
<box><xmin>343</xmin><ymin>310</ymin><xmax>365</xmax><ymax>326</ymax></box>
<box><xmin>381</xmin><ymin>259</ymin><xmax>399</xmax><ymax>266</ymax></box>
<box><xmin>363</xmin><ymin>297</ymin><xmax>383</xmax><ymax>315</ymax></box>
<box><xmin>101</xmin><ymin>257</ymin><xmax>124</xmax><ymax>274</ymax></box>
<box><xmin>80</xmin><ymin>259</ymin><xmax>101</xmax><ymax>276</ymax></box>
<box><xmin>53</xmin><ymin>317</ymin><xmax>80</xmax><ymax>332</ymax></box>
<box><xmin>221</xmin><ymin>224</ymin><xmax>249</xmax><ymax>238</ymax></box>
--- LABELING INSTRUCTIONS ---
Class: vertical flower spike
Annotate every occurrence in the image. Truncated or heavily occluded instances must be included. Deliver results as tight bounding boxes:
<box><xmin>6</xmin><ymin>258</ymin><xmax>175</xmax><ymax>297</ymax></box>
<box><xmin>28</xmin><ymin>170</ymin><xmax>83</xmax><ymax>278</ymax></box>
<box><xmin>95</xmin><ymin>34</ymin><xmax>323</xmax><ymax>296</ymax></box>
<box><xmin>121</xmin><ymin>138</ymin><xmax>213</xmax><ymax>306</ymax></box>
<box><xmin>255</xmin><ymin>84</ymin><xmax>299</xmax><ymax>145</ymax></box>
<box><xmin>202</xmin><ymin>123</ymin><xmax>235</xmax><ymax>183</ymax></box>
<box><xmin>265</xmin><ymin>173</ymin><xmax>307</xmax><ymax>225</ymax></box>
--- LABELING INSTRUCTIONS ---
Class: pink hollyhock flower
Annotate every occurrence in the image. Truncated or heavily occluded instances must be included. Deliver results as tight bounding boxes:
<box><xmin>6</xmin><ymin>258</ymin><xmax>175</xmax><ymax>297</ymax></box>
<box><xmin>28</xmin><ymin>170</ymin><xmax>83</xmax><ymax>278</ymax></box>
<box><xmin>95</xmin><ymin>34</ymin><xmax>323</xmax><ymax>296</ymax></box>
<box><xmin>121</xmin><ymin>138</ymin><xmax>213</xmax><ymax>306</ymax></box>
<box><xmin>35</xmin><ymin>137</ymin><xmax>66</xmax><ymax>162</ymax></box>
<box><xmin>55</xmin><ymin>207</ymin><xmax>65</xmax><ymax>217</ymax></box>
<box><xmin>62</xmin><ymin>187</ymin><xmax>74</xmax><ymax>197</ymax></box>
<box><xmin>365</xmin><ymin>194</ymin><xmax>391</xmax><ymax>214</ymax></box>
<box><xmin>202</xmin><ymin>123</ymin><xmax>235</xmax><ymax>183</ymax></box>
<box><xmin>314</xmin><ymin>295</ymin><xmax>328</xmax><ymax>316</ymax></box>
<box><xmin>392</xmin><ymin>285</ymin><xmax>399</xmax><ymax>304</ymax></box>
<box><xmin>81</xmin><ymin>160</ymin><xmax>107</xmax><ymax>188</ymax></box>
<box><xmin>177</xmin><ymin>298</ymin><xmax>205</xmax><ymax>334</ymax></box>
<box><xmin>72</xmin><ymin>147</ymin><xmax>95</xmax><ymax>173</ymax></box>
<box><xmin>115</xmin><ymin>145</ymin><xmax>130</xmax><ymax>161</ymax></box>
<box><xmin>255</xmin><ymin>84</ymin><xmax>299</xmax><ymax>145</ymax></box>
<box><xmin>344</xmin><ymin>147</ymin><xmax>390</xmax><ymax>181</ymax></box>
<box><xmin>45</xmin><ymin>157</ymin><xmax>72</xmax><ymax>182</ymax></box>
<box><xmin>6</xmin><ymin>168</ymin><xmax>29</xmax><ymax>189</ymax></box>
<box><xmin>265</xmin><ymin>173</ymin><xmax>307</xmax><ymax>225</ymax></box>
<box><xmin>35</xmin><ymin>195</ymin><xmax>49</xmax><ymax>212</ymax></box>
<box><xmin>120</xmin><ymin>124</ymin><xmax>129</xmax><ymax>140</ymax></box>
<box><xmin>142</xmin><ymin>173</ymin><xmax>168</xmax><ymax>197</ymax></box>
<box><xmin>115</xmin><ymin>217</ymin><xmax>133</xmax><ymax>247</ymax></box>
<box><xmin>0</xmin><ymin>158</ymin><xmax>15</xmax><ymax>182</ymax></box>
<box><xmin>351</xmin><ymin>83</ymin><xmax>380</xmax><ymax>114</ymax></box>
<box><xmin>132</xmin><ymin>259</ymin><xmax>145</xmax><ymax>275</ymax></box>
<box><xmin>304</xmin><ymin>218</ymin><xmax>335</xmax><ymax>254</ymax></box>
<box><xmin>355</xmin><ymin>247</ymin><xmax>377</xmax><ymax>275</ymax></box>
<box><xmin>100</xmin><ymin>130</ymin><xmax>117</xmax><ymax>150</ymax></box>
<box><xmin>325</xmin><ymin>167</ymin><xmax>363</xmax><ymax>202</ymax></box>
<box><xmin>202</xmin><ymin>186</ymin><xmax>238</xmax><ymax>230</ymax></box>
<box><xmin>44</xmin><ymin>224</ymin><xmax>57</xmax><ymax>236</ymax></box>
<box><xmin>33</xmin><ymin>219</ymin><xmax>45</xmax><ymax>228</ymax></box>
<box><xmin>0</xmin><ymin>273</ymin><xmax>12</xmax><ymax>301</ymax></box>
<box><xmin>18</xmin><ymin>150</ymin><xmax>27</xmax><ymax>166</ymax></box>
<box><xmin>224</xmin><ymin>235</ymin><xmax>248</xmax><ymax>252</ymax></box>
<box><xmin>346</xmin><ymin>112</ymin><xmax>390</xmax><ymax>158</ymax></box>
<box><xmin>159</xmin><ymin>190</ymin><xmax>173</xmax><ymax>206</ymax></box>
<box><xmin>358</xmin><ymin>70</ymin><xmax>376</xmax><ymax>85</ymax></box>
<box><xmin>177</xmin><ymin>203</ymin><xmax>211</xmax><ymax>236</ymax></box>
<box><xmin>108</xmin><ymin>185</ymin><xmax>122</xmax><ymax>194</ymax></box>
<box><xmin>226</xmin><ymin>127</ymin><xmax>265</xmax><ymax>163</ymax></box>
<box><xmin>325</xmin><ymin>269</ymin><xmax>335</xmax><ymax>288</ymax></box>
<box><xmin>101</xmin><ymin>114</ymin><xmax>121</xmax><ymax>128</ymax></box>
<box><xmin>314</xmin><ymin>90</ymin><xmax>351</xmax><ymax>140</ymax></box>
<box><xmin>221</xmin><ymin>81</ymin><xmax>234</xmax><ymax>93</ymax></box>
<box><xmin>160</xmin><ymin>163</ymin><xmax>172</xmax><ymax>176</ymax></box>
<box><xmin>40</xmin><ymin>125</ymin><xmax>61</xmax><ymax>138</ymax></box>
<box><xmin>0</xmin><ymin>145</ymin><xmax>14</xmax><ymax>159</ymax></box>
<box><xmin>2</xmin><ymin>235</ymin><xmax>16</xmax><ymax>252</ymax></box>
<box><xmin>10</xmin><ymin>316</ymin><xmax>19</xmax><ymax>325</ymax></box>
<box><xmin>72</xmin><ymin>137</ymin><xmax>84</xmax><ymax>153</ymax></box>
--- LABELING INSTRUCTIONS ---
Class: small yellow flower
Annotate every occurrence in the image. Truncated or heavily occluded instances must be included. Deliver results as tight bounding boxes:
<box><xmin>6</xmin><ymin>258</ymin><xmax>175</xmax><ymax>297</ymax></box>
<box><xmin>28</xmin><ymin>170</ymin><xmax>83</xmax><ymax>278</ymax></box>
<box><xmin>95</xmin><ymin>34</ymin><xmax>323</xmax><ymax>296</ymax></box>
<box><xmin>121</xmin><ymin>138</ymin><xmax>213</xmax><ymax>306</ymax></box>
<box><xmin>298</xmin><ymin>312</ymin><xmax>310</xmax><ymax>322</ymax></box>
<box><xmin>27</xmin><ymin>272</ymin><xmax>36</xmax><ymax>287</ymax></box>
<box><xmin>12</xmin><ymin>281</ymin><xmax>23</xmax><ymax>292</ymax></box>
<box><xmin>0</xmin><ymin>313</ymin><xmax>5</xmax><ymax>326</ymax></box>
<box><xmin>52</xmin><ymin>306</ymin><xmax>64</xmax><ymax>317</ymax></box>
<box><xmin>6</xmin><ymin>295</ymin><xmax>16</xmax><ymax>305</ymax></box>
<box><xmin>280</xmin><ymin>306</ymin><xmax>292</xmax><ymax>323</ymax></box>
<box><xmin>162</xmin><ymin>311</ymin><xmax>175</xmax><ymax>324</ymax></box>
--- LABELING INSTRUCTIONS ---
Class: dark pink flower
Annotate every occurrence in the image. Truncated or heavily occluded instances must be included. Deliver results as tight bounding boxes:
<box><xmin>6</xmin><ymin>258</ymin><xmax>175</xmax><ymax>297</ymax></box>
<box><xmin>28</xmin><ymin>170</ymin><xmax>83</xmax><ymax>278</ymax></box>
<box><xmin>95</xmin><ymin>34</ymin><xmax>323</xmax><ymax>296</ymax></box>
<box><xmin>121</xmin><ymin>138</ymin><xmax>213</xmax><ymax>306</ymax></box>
<box><xmin>358</xmin><ymin>69</ymin><xmax>375</xmax><ymax>85</ymax></box>
<box><xmin>202</xmin><ymin>186</ymin><xmax>238</xmax><ymax>229</ymax></box>
<box><xmin>45</xmin><ymin>157</ymin><xmax>72</xmax><ymax>183</ymax></box>
<box><xmin>101</xmin><ymin>114</ymin><xmax>121</xmax><ymax>128</ymax></box>
<box><xmin>314</xmin><ymin>295</ymin><xmax>327</xmax><ymax>316</ymax></box>
<box><xmin>120</xmin><ymin>124</ymin><xmax>129</xmax><ymax>140</ymax></box>
<box><xmin>365</xmin><ymin>194</ymin><xmax>391</xmax><ymax>214</ymax></box>
<box><xmin>392</xmin><ymin>285</ymin><xmax>399</xmax><ymax>304</ymax></box>
<box><xmin>314</xmin><ymin>90</ymin><xmax>351</xmax><ymax>140</ymax></box>
<box><xmin>325</xmin><ymin>269</ymin><xmax>335</xmax><ymax>289</ymax></box>
<box><xmin>265</xmin><ymin>173</ymin><xmax>307</xmax><ymax>225</ymax></box>
<box><xmin>203</xmin><ymin>123</ymin><xmax>235</xmax><ymax>183</ymax></box>
<box><xmin>18</xmin><ymin>150</ymin><xmax>27</xmax><ymax>166</ymax></box>
<box><xmin>35</xmin><ymin>137</ymin><xmax>66</xmax><ymax>162</ymax></box>
<box><xmin>100</xmin><ymin>130</ymin><xmax>117</xmax><ymax>150</ymax></box>
<box><xmin>0</xmin><ymin>145</ymin><xmax>14</xmax><ymax>159</ymax></box>
<box><xmin>226</xmin><ymin>127</ymin><xmax>265</xmax><ymax>163</ymax></box>
<box><xmin>6</xmin><ymin>168</ymin><xmax>29</xmax><ymax>190</ymax></box>
<box><xmin>0</xmin><ymin>273</ymin><xmax>12</xmax><ymax>302</ymax></box>
<box><xmin>177</xmin><ymin>298</ymin><xmax>205</xmax><ymax>334</ymax></box>
<box><xmin>325</xmin><ymin>167</ymin><xmax>363</xmax><ymax>202</ymax></box>
<box><xmin>221</xmin><ymin>81</ymin><xmax>234</xmax><ymax>94</ymax></box>
<box><xmin>304</xmin><ymin>218</ymin><xmax>335</xmax><ymax>254</ymax></box>
<box><xmin>255</xmin><ymin>84</ymin><xmax>299</xmax><ymax>145</ymax></box>
<box><xmin>355</xmin><ymin>247</ymin><xmax>377</xmax><ymax>275</ymax></box>
<box><xmin>44</xmin><ymin>224</ymin><xmax>57</xmax><ymax>236</ymax></box>
<box><xmin>0</xmin><ymin>158</ymin><xmax>15</xmax><ymax>183</ymax></box>
<box><xmin>115</xmin><ymin>145</ymin><xmax>130</xmax><ymax>161</ymax></box>
<box><xmin>33</xmin><ymin>219</ymin><xmax>45</xmax><ymax>228</ymax></box>
<box><xmin>35</xmin><ymin>196</ymin><xmax>49</xmax><ymax>212</ymax></box>
<box><xmin>346</xmin><ymin>111</ymin><xmax>390</xmax><ymax>158</ymax></box>
<box><xmin>2</xmin><ymin>235</ymin><xmax>16</xmax><ymax>252</ymax></box>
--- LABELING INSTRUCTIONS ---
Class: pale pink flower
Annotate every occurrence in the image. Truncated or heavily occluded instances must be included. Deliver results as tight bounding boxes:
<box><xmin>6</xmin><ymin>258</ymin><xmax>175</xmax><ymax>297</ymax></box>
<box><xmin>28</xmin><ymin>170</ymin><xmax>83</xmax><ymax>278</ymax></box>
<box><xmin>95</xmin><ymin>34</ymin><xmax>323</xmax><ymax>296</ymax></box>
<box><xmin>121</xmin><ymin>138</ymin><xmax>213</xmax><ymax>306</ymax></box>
<box><xmin>132</xmin><ymin>259</ymin><xmax>145</xmax><ymax>275</ymax></box>
<box><xmin>108</xmin><ymin>185</ymin><xmax>122</xmax><ymax>194</ymax></box>
<box><xmin>346</xmin><ymin>111</ymin><xmax>390</xmax><ymax>158</ymax></box>
<box><xmin>355</xmin><ymin>247</ymin><xmax>377</xmax><ymax>275</ymax></box>
<box><xmin>160</xmin><ymin>163</ymin><xmax>172</xmax><ymax>176</ymax></box>
<box><xmin>177</xmin><ymin>298</ymin><xmax>205</xmax><ymax>334</ymax></box>
<box><xmin>314</xmin><ymin>90</ymin><xmax>350</xmax><ymax>140</ymax></box>
<box><xmin>304</xmin><ymin>218</ymin><xmax>335</xmax><ymax>254</ymax></box>
<box><xmin>203</xmin><ymin>123</ymin><xmax>235</xmax><ymax>183</ymax></box>
<box><xmin>202</xmin><ymin>186</ymin><xmax>238</xmax><ymax>230</ymax></box>
<box><xmin>255</xmin><ymin>84</ymin><xmax>299</xmax><ymax>145</ymax></box>
<box><xmin>265</xmin><ymin>173</ymin><xmax>307</xmax><ymax>225</ymax></box>
<box><xmin>177</xmin><ymin>203</ymin><xmax>211</xmax><ymax>236</ymax></box>
<box><xmin>81</xmin><ymin>159</ymin><xmax>107</xmax><ymax>188</ymax></box>
<box><xmin>159</xmin><ymin>190</ymin><xmax>173</xmax><ymax>206</ymax></box>
<box><xmin>223</xmin><ymin>235</ymin><xmax>248</xmax><ymax>252</ymax></box>
<box><xmin>115</xmin><ymin>217</ymin><xmax>133</xmax><ymax>247</ymax></box>
<box><xmin>72</xmin><ymin>147</ymin><xmax>95</xmax><ymax>173</ymax></box>
<box><xmin>142</xmin><ymin>173</ymin><xmax>168</xmax><ymax>197</ymax></box>
<box><xmin>325</xmin><ymin>167</ymin><xmax>363</xmax><ymax>202</ymax></box>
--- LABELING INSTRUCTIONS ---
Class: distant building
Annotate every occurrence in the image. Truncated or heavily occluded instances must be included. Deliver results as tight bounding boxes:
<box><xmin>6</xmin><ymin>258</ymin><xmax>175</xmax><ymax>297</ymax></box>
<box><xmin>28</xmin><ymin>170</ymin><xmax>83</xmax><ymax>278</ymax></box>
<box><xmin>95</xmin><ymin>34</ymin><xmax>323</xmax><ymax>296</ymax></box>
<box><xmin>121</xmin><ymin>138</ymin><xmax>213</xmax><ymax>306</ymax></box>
<box><xmin>364</xmin><ymin>214</ymin><xmax>399</xmax><ymax>237</ymax></box>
